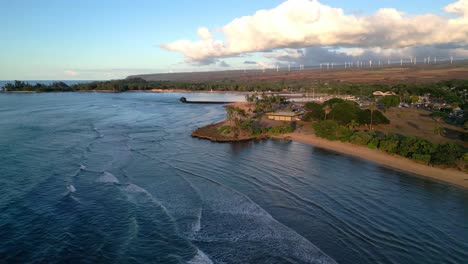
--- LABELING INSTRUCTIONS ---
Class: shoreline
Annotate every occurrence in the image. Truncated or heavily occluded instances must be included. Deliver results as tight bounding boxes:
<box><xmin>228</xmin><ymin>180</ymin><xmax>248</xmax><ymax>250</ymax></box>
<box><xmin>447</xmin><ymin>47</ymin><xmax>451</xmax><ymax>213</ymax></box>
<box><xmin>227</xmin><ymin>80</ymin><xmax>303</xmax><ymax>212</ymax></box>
<box><xmin>272</xmin><ymin>132</ymin><xmax>468</xmax><ymax>189</ymax></box>
<box><xmin>0</xmin><ymin>89</ymin><xmax>255</xmax><ymax>94</ymax></box>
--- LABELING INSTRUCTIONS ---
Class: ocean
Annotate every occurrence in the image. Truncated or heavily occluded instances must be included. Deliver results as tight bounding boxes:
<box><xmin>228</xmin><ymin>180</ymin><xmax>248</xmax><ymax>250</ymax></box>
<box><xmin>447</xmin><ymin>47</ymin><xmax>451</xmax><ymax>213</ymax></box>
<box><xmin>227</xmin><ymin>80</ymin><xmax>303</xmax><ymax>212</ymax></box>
<box><xmin>0</xmin><ymin>92</ymin><xmax>466</xmax><ymax>263</ymax></box>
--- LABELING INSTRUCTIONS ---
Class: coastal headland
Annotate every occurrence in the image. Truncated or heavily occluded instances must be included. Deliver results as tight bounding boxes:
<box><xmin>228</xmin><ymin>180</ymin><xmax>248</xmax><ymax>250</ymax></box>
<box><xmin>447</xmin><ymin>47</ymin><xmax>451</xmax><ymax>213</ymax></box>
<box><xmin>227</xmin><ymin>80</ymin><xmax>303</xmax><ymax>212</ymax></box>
<box><xmin>191</xmin><ymin>100</ymin><xmax>468</xmax><ymax>189</ymax></box>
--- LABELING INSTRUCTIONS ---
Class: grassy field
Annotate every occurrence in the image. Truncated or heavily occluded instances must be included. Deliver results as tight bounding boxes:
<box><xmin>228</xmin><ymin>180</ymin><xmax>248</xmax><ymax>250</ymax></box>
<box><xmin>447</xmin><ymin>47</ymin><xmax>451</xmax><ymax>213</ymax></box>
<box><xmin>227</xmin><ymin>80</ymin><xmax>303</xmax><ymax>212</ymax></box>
<box><xmin>365</xmin><ymin>107</ymin><xmax>467</xmax><ymax>147</ymax></box>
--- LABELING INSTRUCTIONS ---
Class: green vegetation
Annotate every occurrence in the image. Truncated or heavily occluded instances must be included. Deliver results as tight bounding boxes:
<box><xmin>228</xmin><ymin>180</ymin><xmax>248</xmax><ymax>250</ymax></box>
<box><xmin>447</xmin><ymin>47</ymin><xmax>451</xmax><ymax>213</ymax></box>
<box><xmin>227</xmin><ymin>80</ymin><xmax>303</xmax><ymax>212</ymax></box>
<box><xmin>302</xmin><ymin>98</ymin><xmax>389</xmax><ymax>128</ymax></box>
<box><xmin>311</xmin><ymin>120</ymin><xmax>466</xmax><ymax>169</ymax></box>
<box><xmin>267</xmin><ymin>122</ymin><xmax>295</xmax><ymax>135</ymax></box>
<box><xmin>213</xmin><ymin>95</ymin><xmax>295</xmax><ymax>139</ymax></box>
<box><xmin>312</xmin><ymin>120</ymin><xmax>352</xmax><ymax>142</ymax></box>
<box><xmin>302</xmin><ymin>102</ymin><xmax>325</xmax><ymax>121</ymax></box>
<box><xmin>380</xmin><ymin>95</ymin><xmax>400</xmax><ymax>111</ymax></box>
<box><xmin>3</xmin><ymin>78</ymin><xmax>467</xmax><ymax>106</ymax></box>
<box><xmin>247</xmin><ymin>94</ymin><xmax>286</xmax><ymax>113</ymax></box>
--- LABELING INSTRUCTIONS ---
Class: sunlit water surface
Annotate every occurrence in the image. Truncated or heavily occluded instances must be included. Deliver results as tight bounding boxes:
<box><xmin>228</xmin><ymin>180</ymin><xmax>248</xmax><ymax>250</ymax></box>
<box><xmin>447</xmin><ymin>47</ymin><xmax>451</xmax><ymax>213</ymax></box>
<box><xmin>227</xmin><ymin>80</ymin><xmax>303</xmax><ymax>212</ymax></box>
<box><xmin>0</xmin><ymin>92</ymin><xmax>467</xmax><ymax>264</ymax></box>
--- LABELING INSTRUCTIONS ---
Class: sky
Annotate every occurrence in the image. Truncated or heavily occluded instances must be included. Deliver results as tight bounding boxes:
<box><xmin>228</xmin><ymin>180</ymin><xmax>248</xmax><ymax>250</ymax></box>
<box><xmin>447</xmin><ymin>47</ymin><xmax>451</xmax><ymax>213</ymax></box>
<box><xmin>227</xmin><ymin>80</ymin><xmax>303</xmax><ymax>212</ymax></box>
<box><xmin>0</xmin><ymin>0</ymin><xmax>467</xmax><ymax>80</ymax></box>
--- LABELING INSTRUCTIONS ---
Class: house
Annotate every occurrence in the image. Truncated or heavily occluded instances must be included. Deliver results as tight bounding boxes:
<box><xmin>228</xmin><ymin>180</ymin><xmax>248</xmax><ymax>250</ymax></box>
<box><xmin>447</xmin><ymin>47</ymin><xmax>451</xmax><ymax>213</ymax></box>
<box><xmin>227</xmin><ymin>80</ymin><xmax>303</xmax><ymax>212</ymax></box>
<box><xmin>266</xmin><ymin>111</ymin><xmax>301</xmax><ymax>121</ymax></box>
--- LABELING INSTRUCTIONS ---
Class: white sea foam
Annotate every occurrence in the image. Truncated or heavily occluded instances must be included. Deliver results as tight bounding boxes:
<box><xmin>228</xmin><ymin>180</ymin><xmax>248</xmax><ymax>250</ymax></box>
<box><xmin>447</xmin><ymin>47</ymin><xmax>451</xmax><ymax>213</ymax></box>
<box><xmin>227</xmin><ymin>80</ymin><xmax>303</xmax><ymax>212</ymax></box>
<box><xmin>192</xmin><ymin>208</ymin><xmax>202</xmax><ymax>233</ymax></box>
<box><xmin>67</xmin><ymin>184</ymin><xmax>76</xmax><ymax>193</ymax></box>
<box><xmin>80</xmin><ymin>164</ymin><xmax>87</xmax><ymax>170</ymax></box>
<box><xmin>125</xmin><ymin>183</ymin><xmax>150</xmax><ymax>195</ymax></box>
<box><xmin>180</xmin><ymin>174</ymin><xmax>337</xmax><ymax>263</ymax></box>
<box><xmin>187</xmin><ymin>249</ymin><xmax>213</xmax><ymax>264</ymax></box>
<box><xmin>96</xmin><ymin>172</ymin><xmax>119</xmax><ymax>183</ymax></box>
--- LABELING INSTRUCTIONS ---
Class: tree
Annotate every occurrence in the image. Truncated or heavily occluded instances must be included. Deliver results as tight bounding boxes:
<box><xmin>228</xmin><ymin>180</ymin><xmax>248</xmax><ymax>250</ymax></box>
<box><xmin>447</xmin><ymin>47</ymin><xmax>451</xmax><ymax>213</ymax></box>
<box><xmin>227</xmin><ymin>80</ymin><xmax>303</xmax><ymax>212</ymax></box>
<box><xmin>397</xmin><ymin>136</ymin><xmax>436</xmax><ymax>158</ymax></box>
<box><xmin>312</xmin><ymin>120</ymin><xmax>351</xmax><ymax>141</ymax></box>
<box><xmin>368</xmin><ymin>100</ymin><xmax>376</xmax><ymax>129</ymax></box>
<box><xmin>328</xmin><ymin>102</ymin><xmax>361</xmax><ymax>125</ymax></box>
<box><xmin>347</xmin><ymin>120</ymin><xmax>359</xmax><ymax>130</ymax></box>
<box><xmin>225</xmin><ymin>106</ymin><xmax>235</xmax><ymax>126</ymax></box>
<box><xmin>323</xmin><ymin>98</ymin><xmax>346</xmax><ymax>106</ymax></box>
<box><xmin>350</xmin><ymin>131</ymin><xmax>375</xmax><ymax>145</ymax></box>
<box><xmin>323</xmin><ymin>104</ymin><xmax>332</xmax><ymax>120</ymax></box>
<box><xmin>380</xmin><ymin>95</ymin><xmax>400</xmax><ymax>111</ymax></box>
<box><xmin>430</xmin><ymin>112</ymin><xmax>447</xmax><ymax>136</ymax></box>
<box><xmin>410</xmin><ymin>95</ymin><xmax>419</xmax><ymax>104</ymax></box>
<box><xmin>431</xmin><ymin>143</ymin><xmax>464</xmax><ymax>166</ymax></box>
<box><xmin>302</xmin><ymin>102</ymin><xmax>325</xmax><ymax>121</ymax></box>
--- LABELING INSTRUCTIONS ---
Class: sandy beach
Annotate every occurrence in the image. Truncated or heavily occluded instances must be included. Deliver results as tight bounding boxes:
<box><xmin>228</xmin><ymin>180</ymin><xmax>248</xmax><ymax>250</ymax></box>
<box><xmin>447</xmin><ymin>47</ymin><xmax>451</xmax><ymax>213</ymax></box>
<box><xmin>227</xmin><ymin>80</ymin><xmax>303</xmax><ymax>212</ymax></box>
<box><xmin>273</xmin><ymin>132</ymin><xmax>468</xmax><ymax>188</ymax></box>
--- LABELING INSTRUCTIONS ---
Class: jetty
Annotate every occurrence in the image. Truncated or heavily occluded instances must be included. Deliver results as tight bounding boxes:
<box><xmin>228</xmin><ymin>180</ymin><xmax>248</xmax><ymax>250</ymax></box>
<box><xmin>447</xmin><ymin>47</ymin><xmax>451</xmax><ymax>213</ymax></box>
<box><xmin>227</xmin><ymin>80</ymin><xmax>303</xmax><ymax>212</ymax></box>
<box><xmin>179</xmin><ymin>97</ymin><xmax>235</xmax><ymax>104</ymax></box>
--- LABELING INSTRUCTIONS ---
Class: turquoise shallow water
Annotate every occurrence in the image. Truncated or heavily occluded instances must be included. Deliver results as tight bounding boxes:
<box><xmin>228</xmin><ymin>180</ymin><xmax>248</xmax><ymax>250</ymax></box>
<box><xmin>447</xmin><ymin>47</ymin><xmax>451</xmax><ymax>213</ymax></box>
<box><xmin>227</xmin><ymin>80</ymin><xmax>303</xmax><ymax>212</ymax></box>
<box><xmin>0</xmin><ymin>92</ymin><xmax>467</xmax><ymax>264</ymax></box>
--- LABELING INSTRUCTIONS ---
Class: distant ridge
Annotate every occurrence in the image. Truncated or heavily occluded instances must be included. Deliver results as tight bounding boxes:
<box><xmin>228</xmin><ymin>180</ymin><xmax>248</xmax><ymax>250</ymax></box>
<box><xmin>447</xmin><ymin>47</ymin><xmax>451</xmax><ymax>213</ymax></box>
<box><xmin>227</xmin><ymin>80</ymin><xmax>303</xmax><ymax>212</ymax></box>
<box><xmin>127</xmin><ymin>61</ymin><xmax>468</xmax><ymax>84</ymax></box>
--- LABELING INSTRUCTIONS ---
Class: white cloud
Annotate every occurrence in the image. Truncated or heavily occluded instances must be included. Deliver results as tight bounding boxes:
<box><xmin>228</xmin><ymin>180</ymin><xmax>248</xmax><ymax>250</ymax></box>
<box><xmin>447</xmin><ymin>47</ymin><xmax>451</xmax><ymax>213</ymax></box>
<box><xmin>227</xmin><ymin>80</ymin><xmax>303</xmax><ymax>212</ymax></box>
<box><xmin>161</xmin><ymin>0</ymin><xmax>468</xmax><ymax>63</ymax></box>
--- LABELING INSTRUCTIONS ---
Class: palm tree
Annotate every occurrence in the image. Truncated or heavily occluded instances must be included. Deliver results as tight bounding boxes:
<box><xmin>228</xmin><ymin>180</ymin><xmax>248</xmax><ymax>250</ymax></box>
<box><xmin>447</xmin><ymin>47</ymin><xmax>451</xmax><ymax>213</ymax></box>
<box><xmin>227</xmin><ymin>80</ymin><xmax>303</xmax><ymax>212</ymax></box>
<box><xmin>432</xmin><ymin>116</ymin><xmax>446</xmax><ymax>136</ymax></box>
<box><xmin>369</xmin><ymin>100</ymin><xmax>376</xmax><ymax>130</ymax></box>
<box><xmin>347</xmin><ymin>120</ymin><xmax>359</xmax><ymax>131</ymax></box>
<box><xmin>323</xmin><ymin>105</ymin><xmax>332</xmax><ymax>120</ymax></box>
<box><xmin>225</xmin><ymin>106</ymin><xmax>235</xmax><ymax>127</ymax></box>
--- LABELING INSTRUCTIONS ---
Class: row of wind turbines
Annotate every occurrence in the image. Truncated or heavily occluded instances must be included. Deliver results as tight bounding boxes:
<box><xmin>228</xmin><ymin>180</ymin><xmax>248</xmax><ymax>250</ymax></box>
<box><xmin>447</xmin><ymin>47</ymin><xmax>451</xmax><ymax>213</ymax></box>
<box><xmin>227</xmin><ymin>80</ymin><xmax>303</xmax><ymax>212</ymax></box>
<box><xmin>319</xmin><ymin>56</ymin><xmax>454</xmax><ymax>70</ymax></box>
<box><xmin>257</xmin><ymin>56</ymin><xmax>456</xmax><ymax>73</ymax></box>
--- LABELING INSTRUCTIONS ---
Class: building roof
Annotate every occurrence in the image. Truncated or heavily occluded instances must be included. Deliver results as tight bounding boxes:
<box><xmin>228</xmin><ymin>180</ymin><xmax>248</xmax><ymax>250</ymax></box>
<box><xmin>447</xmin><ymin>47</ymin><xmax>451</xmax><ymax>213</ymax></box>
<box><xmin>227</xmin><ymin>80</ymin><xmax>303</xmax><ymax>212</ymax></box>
<box><xmin>266</xmin><ymin>111</ymin><xmax>299</xmax><ymax>117</ymax></box>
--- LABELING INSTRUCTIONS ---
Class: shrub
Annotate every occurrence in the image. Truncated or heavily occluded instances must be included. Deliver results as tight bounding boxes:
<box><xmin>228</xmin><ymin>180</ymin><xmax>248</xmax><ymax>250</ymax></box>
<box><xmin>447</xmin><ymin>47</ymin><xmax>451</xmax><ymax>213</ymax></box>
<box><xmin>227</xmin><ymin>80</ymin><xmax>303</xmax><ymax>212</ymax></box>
<box><xmin>350</xmin><ymin>131</ymin><xmax>375</xmax><ymax>145</ymax></box>
<box><xmin>312</xmin><ymin>120</ymin><xmax>351</xmax><ymax>141</ymax></box>
<box><xmin>218</xmin><ymin>125</ymin><xmax>232</xmax><ymax>134</ymax></box>
<box><xmin>397</xmin><ymin>136</ymin><xmax>436</xmax><ymax>158</ymax></box>
<box><xmin>313</xmin><ymin>120</ymin><xmax>339</xmax><ymax>140</ymax></box>
<box><xmin>411</xmin><ymin>154</ymin><xmax>432</xmax><ymax>164</ymax></box>
<box><xmin>367</xmin><ymin>138</ymin><xmax>380</xmax><ymax>149</ymax></box>
<box><xmin>337</xmin><ymin>126</ymin><xmax>353</xmax><ymax>142</ymax></box>
<box><xmin>378</xmin><ymin>134</ymin><xmax>400</xmax><ymax>153</ymax></box>
<box><xmin>267</xmin><ymin>122</ymin><xmax>295</xmax><ymax>135</ymax></box>
<box><xmin>431</xmin><ymin>143</ymin><xmax>464</xmax><ymax>166</ymax></box>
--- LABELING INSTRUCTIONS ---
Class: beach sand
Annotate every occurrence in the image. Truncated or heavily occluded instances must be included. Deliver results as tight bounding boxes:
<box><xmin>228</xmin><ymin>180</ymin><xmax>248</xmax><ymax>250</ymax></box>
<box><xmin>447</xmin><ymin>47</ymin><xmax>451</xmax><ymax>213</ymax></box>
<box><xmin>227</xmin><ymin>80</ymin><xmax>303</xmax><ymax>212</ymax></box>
<box><xmin>273</xmin><ymin>132</ymin><xmax>468</xmax><ymax>189</ymax></box>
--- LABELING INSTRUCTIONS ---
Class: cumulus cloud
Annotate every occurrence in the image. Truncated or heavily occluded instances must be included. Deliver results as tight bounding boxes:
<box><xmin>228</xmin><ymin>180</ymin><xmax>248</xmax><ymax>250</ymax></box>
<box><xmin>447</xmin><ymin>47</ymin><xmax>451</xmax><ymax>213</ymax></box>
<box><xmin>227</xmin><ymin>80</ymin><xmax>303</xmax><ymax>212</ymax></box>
<box><xmin>268</xmin><ymin>47</ymin><xmax>353</xmax><ymax>65</ymax></box>
<box><xmin>161</xmin><ymin>0</ymin><xmax>468</xmax><ymax>64</ymax></box>
<box><xmin>266</xmin><ymin>44</ymin><xmax>468</xmax><ymax>67</ymax></box>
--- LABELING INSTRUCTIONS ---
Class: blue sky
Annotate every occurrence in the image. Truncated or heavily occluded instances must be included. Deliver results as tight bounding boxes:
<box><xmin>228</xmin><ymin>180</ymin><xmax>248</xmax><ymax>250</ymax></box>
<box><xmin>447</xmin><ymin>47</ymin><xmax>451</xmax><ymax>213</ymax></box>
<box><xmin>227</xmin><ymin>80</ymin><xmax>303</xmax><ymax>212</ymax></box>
<box><xmin>0</xmin><ymin>0</ymin><xmax>461</xmax><ymax>80</ymax></box>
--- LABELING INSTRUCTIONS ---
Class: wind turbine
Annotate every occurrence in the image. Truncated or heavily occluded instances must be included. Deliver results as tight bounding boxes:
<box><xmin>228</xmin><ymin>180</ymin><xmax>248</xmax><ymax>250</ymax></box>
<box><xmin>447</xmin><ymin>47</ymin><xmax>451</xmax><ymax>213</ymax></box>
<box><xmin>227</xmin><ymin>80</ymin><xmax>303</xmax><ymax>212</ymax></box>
<box><xmin>451</xmin><ymin>56</ymin><xmax>454</xmax><ymax>64</ymax></box>
<box><xmin>400</xmin><ymin>58</ymin><xmax>403</xmax><ymax>66</ymax></box>
<box><xmin>288</xmin><ymin>64</ymin><xmax>291</xmax><ymax>72</ymax></box>
<box><xmin>276</xmin><ymin>64</ymin><xmax>279</xmax><ymax>72</ymax></box>
<box><xmin>369</xmin><ymin>60</ymin><xmax>372</xmax><ymax>67</ymax></box>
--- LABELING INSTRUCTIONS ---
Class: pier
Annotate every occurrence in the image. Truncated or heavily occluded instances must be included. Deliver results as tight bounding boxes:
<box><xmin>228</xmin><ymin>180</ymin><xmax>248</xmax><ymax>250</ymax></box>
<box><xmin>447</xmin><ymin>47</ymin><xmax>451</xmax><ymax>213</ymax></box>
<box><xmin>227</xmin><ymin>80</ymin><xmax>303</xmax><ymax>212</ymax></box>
<box><xmin>179</xmin><ymin>97</ymin><xmax>235</xmax><ymax>104</ymax></box>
